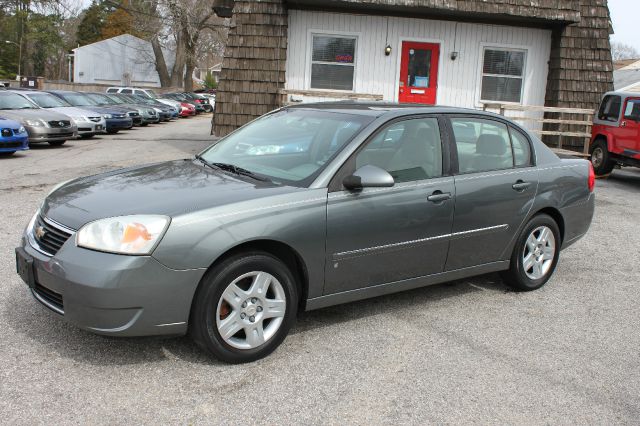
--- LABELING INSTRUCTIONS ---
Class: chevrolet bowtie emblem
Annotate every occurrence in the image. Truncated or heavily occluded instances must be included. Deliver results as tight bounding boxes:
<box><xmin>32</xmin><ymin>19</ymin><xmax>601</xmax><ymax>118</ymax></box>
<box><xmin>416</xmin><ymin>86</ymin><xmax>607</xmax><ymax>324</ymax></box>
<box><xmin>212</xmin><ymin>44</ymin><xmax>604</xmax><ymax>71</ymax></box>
<box><xmin>35</xmin><ymin>225</ymin><xmax>46</xmax><ymax>239</ymax></box>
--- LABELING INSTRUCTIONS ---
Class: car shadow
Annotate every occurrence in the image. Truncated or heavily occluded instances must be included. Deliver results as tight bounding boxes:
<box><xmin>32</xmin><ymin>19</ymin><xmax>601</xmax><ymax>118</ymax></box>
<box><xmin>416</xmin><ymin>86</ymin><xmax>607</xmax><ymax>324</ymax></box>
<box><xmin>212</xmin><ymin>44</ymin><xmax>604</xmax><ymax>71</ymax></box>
<box><xmin>4</xmin><ymin>273</ymin><xmax>509</xmax><ymax>367</ymax></box>
<box><xmin>604</xmin><ymin>168</ymin><xmax>640</xmax><ymax>192</ymax></box>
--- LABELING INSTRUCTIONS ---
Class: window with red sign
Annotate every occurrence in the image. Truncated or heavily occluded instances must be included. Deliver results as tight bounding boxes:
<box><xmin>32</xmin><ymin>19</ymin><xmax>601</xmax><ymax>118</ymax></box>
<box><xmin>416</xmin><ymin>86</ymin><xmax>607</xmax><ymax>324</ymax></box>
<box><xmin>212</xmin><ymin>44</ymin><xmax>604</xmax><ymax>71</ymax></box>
<box><xmin>310</xmin><ymin>34</ymin><xmax>356</xmax><ymax>91</ymax></box>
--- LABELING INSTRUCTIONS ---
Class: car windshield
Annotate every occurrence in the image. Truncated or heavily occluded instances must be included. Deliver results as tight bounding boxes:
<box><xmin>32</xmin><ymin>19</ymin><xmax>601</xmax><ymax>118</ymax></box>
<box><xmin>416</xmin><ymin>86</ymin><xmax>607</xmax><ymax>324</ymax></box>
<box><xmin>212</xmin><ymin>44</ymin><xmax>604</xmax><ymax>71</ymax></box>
<box><xmin>105</xmin><ymin>94</ymin><xmax>126</xmax><ymax>104</ymax></box>
<box><xmin>87</xmin><ymin>93</ymin><xmax>116</xmax><ymax>105</ymax></box>
<box><xmin>60</xmin><ymin>93</ymin><xmax>98</xmax><ymax>107</ymax></box>
<box><xmin>0</xmin><ymin>93</ymin><xmax>39</xmax><ymax>110</ymax></box>
<box><xmin>27</xmin><ymin>93</ymin><xmax>70</xmax><ymax>108</ymax></box>
<box><xmin>199</xmin><ymin>109</ymin><xmax>373</xmax><ymax>185</ymax></box>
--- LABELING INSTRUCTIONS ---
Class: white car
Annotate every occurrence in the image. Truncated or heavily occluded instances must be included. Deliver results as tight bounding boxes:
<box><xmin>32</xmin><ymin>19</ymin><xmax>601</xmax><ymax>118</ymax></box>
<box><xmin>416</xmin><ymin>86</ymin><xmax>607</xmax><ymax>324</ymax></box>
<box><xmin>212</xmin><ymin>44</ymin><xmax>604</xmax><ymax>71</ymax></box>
<box><xmin>106</xmin><ymin>87</ymin><xmax>159</xmax><ymax>99</ymax></box>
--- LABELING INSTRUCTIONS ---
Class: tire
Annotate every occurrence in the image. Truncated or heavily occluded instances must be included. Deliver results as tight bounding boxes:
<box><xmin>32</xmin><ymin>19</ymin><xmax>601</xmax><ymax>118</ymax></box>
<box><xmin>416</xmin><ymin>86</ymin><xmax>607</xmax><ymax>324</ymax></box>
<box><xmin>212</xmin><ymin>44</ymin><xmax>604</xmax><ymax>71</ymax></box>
<box><xmin>0</xmin><ymin>151</ymin><xmax>15</xmax><ymax>156</ymax></box>
<box><xmin>500</xmin><ymin>214</ymin><xmax>561</xmax><ymax>291</ymax></box>
<box><xmin>190</xmin><ymin>251</ymin><xmax>298</xmax><ymax>363</ymax></box>
<box><xmin>106</xmin><ymin>129</ymin><xmax>119</xmax><ymax>134</ymax></box>
<box><xmin>79</xmin><ymin>134</ymin><xmax>94</xmax><ymax>139</ymax></box>
<box><xmin>48</xmin><ymin>140</ymin><xmax>66</xmax><ymax>146</ymax></box>
<box><xmin>590</xmin><ymin>139</ymin><xmax>615</xmax><ymax>176</ymax></box>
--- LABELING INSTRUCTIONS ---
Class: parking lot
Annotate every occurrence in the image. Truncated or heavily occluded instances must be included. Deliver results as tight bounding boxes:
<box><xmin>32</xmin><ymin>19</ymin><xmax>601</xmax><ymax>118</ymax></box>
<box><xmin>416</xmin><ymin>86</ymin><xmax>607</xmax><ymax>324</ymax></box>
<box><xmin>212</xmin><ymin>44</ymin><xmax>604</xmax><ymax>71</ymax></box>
<box><xmin>1</xmin><ymin>115</ymin><xmax>639</xmax><ymax>424</ymax></box>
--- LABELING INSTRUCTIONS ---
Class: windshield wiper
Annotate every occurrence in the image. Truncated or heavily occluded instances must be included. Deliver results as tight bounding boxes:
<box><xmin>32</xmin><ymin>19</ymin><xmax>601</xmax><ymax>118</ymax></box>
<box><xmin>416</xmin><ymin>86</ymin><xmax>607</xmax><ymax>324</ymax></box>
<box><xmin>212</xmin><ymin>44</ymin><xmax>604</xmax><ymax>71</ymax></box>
<box><xmin>195</xmin><ymin>156</ymin><xmax>270</xmax><ymax>182</ymax></box>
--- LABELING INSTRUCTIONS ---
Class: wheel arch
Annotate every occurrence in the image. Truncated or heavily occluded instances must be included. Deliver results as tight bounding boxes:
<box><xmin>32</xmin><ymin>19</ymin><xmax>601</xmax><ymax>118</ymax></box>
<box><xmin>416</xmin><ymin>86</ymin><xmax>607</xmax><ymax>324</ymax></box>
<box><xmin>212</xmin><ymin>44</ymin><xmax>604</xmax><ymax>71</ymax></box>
<box><xmin>532</xmin><ymin>206</ymin><xmax>565</xmax><ymax>244</ymax></box>
<box><xmin>193</xmin><ymin>239</ymin><xmax>310</xmax><ymax>313</ymax></box>
<box><xmin>591</xmin><ymin>133</ymin><xmax>612</xmax><ymax>152</ymax></box>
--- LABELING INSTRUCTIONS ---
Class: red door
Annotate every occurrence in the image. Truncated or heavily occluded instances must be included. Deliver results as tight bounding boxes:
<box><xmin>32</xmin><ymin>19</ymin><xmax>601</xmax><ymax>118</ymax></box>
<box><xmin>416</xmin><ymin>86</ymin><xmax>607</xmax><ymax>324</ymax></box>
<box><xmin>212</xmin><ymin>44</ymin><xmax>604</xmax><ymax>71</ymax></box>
<box><xmin>398</xmin><ymin>42</ymin><xmax>440</xmax><ymax>104</ymax></box>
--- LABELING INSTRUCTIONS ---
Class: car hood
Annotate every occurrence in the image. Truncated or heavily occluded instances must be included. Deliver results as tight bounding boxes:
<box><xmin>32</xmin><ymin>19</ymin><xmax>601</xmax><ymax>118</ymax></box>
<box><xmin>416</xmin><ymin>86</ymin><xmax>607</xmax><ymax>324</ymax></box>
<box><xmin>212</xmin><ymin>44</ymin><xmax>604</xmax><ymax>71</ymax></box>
<box><xmin>0</xmin><ymin>117</ymin><xmax>22</xmax><ymax>127</ymax></box>
<box><xmin>46</xmin><ymin>106</ymin><xmax>103</xmax><ymax>119</ymax></box>
<box><xmin>42</xmin><ymin>160</ymin><xmax>300</xmax><ymax>230</ymax></box>
<box><xmin>80</xmin><ymin>106</ymin><xmax>131</xmax><ymax>115</ymax></box>
<box><xmin>0</xmin><ymin>108</ymin><xmax>72</xmax><ymax>122</ymax></box>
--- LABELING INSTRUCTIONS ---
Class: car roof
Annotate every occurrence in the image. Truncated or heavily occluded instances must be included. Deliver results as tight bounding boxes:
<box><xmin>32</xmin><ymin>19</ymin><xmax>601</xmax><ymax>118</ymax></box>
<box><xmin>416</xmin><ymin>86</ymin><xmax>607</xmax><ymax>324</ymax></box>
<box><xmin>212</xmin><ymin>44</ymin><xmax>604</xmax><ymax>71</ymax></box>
<box><xmin>284</xmin><ymin>101</ymin><xmax>505</xmax><ymax>119</ymax></box>
<box><xmin>603</xmin><ymin>91</ymin><xmax>640</xmax><ymax>99</ymax></box>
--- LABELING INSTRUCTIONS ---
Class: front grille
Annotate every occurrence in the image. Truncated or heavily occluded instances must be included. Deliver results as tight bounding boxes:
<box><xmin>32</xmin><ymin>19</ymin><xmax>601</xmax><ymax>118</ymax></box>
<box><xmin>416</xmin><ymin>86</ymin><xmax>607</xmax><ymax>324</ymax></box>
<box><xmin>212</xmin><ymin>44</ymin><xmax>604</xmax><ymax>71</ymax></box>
<box><xmin>88</xmin><ymin>117</ymin><xmax>101</xmax><ymax>122</ymax></box>
<box><xmin>113</xmin><ymin>114</ymin><xmax>126</xmax><ymax>119</ymax></box>
<box><xmin>34</xmin><ymin>282</ymin><xmax>64</xmax><ymax>313</ymax></box>
<box><xmin>128</xmin><ymin>112</ymin><xmax>139</xmax><ymax>117</ymax></box>
<box><xmin>1</xmin><ymin>141</ymin><xmax>22</xmax><ymax>148</ymax></box>
<box><xmin>78</xmin><ymin>127</ymin><xmax>92</xmax><ymax>132</ymax></box>
<box><xmin>48</xmin><ymin>120</ymin><xmax>71</xmax><ymax>128</ymax></box>
<box><xmin>33</xmin><ymin>215</ymin><xmax>73</xmax><ymax>256</ymax></box>
<box><xmin>1</xmin><ymin>128</ymin><xmax>12</xmax><ymax>137</ymax></box>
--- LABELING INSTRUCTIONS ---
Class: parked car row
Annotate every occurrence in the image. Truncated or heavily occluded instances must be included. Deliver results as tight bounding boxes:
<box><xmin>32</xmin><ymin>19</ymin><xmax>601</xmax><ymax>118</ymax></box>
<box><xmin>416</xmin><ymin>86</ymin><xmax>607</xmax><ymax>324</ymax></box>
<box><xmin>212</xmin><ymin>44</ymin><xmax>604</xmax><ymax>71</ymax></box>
<box><xmin>0</xmin><ymin>87</ymin><xmax>212</xmax><ymax>156</ymax></box>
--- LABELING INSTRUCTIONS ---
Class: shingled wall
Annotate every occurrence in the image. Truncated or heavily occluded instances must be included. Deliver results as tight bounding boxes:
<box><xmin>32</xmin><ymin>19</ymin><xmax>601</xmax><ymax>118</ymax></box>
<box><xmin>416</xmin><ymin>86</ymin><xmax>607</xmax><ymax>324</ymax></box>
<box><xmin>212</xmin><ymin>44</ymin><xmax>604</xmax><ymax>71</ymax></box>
<box><xmin>213</xmin><ymin>0</ymin><xmax>614</xmax><ymax>138</ymax></box>
<box><xmin>212</xmin><ymin>0</ymin><xmax>287</xmax><ymax>137</ymax></box>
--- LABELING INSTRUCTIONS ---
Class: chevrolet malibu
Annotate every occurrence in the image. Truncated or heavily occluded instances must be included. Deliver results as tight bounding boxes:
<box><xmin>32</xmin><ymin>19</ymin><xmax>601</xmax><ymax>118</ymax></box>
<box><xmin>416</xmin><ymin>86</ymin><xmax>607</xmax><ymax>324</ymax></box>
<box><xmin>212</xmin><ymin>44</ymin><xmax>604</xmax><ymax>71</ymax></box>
<box><xmin>16</xmin><ymin>104</ymin><xmax>595</xmax><ymax>363</ymax></box>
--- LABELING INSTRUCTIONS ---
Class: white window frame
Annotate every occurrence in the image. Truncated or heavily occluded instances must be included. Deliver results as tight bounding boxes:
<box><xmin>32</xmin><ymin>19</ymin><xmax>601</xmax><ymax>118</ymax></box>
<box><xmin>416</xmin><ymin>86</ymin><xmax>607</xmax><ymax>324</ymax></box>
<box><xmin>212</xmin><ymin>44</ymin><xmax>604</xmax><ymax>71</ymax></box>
<box><xmin>478</xmin><ymin>46</ymin><xmax>527</xmax><ymax>105</ymax></box>
<box><xmin>306</xmin><ymin>31</ymin><xmax>359</xmax><ymax>92</ymax></box>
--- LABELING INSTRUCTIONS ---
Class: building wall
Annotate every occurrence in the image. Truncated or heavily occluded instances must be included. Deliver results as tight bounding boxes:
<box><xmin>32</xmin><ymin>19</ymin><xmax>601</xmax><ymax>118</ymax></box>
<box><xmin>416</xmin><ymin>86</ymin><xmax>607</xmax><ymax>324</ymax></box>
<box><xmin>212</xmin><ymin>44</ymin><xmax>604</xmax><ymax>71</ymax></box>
<box><xmin>285</xmin><ymin>10</ymin><xmax>552</xmax><ymax>128</ymax></box>
<box><xmin>73</xmin><ymin>35</ymin><xmax>164</xmax><ymax>88</ymax></box>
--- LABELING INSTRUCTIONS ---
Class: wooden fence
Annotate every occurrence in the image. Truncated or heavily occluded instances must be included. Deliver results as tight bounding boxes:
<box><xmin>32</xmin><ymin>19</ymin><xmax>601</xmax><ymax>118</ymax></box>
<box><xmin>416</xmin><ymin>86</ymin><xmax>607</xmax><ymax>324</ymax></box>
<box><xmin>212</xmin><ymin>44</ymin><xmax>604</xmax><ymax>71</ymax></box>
<box><xmin>482</xmin><ymin>103</ymin><xmax>595</xmax><ymax>155</ymax></box>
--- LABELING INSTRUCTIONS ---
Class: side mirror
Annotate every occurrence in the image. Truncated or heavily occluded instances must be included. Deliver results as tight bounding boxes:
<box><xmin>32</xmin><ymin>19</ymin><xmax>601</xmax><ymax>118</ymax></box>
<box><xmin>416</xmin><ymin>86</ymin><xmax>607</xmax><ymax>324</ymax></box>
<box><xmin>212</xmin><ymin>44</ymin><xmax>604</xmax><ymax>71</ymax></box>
<box><xmin>343</xmin><ymin>164</ymin><xmax>395</xmax><ymax>191</ymax></box>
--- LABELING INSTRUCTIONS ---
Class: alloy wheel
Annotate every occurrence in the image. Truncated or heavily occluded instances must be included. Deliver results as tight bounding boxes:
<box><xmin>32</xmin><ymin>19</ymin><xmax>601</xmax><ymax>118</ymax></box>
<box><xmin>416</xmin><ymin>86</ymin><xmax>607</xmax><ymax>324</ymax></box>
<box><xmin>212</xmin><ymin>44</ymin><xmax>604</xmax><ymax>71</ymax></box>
<box><xmin>591</xmin><ymin>147</ymin><xmax>604</xmax><ymax>168</ymax></box>
<box><xmin>215</xmin><ymin>271</ymin><xmax>287</xmax><ymax>350</ymax></box>
<box><xmin>522</xmin><ymin>226</ymin><xmax>556</xmax><ymax>280</ymax></box>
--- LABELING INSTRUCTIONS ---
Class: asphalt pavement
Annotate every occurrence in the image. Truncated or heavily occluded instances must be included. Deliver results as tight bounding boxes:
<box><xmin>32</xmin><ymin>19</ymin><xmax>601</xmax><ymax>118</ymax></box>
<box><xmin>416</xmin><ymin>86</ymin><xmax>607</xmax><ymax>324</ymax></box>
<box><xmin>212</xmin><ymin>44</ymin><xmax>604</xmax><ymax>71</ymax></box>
<box><xmin>1</xmin><ymin>116</ymin><xmax>639</xmax><ymax>424</ymax></box>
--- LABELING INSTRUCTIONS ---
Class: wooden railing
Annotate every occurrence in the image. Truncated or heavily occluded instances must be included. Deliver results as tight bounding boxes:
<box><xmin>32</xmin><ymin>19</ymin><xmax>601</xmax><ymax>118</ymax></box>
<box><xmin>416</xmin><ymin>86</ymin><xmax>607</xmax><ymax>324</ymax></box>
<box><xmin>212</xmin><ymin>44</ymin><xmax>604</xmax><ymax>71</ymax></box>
<box><xmin>482</xmin><ymin>103</ymin><xmax>595</xmax><ymax>155</ymax></box>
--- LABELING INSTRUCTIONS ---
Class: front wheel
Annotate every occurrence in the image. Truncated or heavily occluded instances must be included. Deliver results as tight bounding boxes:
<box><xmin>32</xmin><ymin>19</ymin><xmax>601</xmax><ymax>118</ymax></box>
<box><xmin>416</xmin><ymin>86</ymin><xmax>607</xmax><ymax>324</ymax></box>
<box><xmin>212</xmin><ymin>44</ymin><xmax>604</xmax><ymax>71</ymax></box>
<box><xmin>500</xmin><ymin>214</ymin><xmax>561</xmax><ymax>291</ymax></box>
<box><xmin>48</xmin><ymin>140</ymin><xmax>66</xmax><ymax>146</ymax></box>
<box><xmin>190</xmin><ymin>252</ymin><xmax>298</xmax><ymax>363</ymax></box>
<box><xmin>590</xmin><ymin>140</ymin><xmax>614</xmax><ymax>176</ymax></box>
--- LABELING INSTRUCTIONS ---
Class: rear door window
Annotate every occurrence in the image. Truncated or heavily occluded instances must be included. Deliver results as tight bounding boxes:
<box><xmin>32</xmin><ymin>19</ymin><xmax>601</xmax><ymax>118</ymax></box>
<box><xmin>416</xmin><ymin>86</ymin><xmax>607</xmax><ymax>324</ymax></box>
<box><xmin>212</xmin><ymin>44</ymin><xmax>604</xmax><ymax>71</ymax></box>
<box><xmin>451</xmin><ymin>117</ymin><xmax>513</xmax><ymax>173</ymax></box>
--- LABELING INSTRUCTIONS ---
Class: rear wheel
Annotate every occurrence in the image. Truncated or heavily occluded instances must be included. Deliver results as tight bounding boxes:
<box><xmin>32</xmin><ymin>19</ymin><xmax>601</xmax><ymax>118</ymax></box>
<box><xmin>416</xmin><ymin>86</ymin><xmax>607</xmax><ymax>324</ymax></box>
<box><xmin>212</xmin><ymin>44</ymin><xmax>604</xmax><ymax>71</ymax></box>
<box><xmin>106</xmin><ymin>129</ymin><xmax>119</xmax><ymax>134</ymax></box>
<box><xmin>590</xmin><ymin>140</ymin><xmax>615</xmax><ymax>176</ymax></box>
<box><xmin>501</xmin><ymin>214</ymin><xmax>560</xmax><ymax>291</ymax></box>
<box><xmin>0</xmin><ymin>151</ymin><xmax>15</xmax><ymax>156</ymax></box>
<box><xmin>190</xmin><ymin>252</ymin><xmax>298</xmax><ymax>363</ymax></box>
<box><xmin>48</xmin><ymin>140</ymin><xmax>66</xmax><ymax>146</ymax></box>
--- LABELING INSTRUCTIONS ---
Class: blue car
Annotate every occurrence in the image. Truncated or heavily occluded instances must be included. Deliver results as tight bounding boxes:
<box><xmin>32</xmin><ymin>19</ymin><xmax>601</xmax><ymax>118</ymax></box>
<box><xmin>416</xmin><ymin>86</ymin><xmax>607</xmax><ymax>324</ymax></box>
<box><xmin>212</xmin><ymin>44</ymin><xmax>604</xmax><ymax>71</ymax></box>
<box><xmin>0</xmin><ymin>116</ymin><xmax>29</xmax><ymax>156</ymax></box>
<box><xmin>48</xmin><ymin>91</ymin><xmax>133</xmax><ymax>134</ymax></box>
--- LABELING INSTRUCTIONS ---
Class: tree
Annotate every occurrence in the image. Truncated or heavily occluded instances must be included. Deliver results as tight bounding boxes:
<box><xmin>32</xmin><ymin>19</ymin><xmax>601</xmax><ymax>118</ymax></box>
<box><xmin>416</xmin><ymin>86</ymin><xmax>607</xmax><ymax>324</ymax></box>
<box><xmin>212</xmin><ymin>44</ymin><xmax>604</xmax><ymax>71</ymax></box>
<box><xmin>76</xmin><ymin>1</ymin><xmax>109</xmax><ymax>46</ymax></box>
<box><xmin>611</xmin><ymin>42</ymin><xmax>639</xmax><ymax>61</ymax></box>
<box><xmin>203</xmin><ymin>70</ymin><xmax>217</xmax><ymax>89</ymax></box>
<box><xmin>102</xmin><ymin>0</ymin><xmax>143</xmax><ymax>39</ymax></box>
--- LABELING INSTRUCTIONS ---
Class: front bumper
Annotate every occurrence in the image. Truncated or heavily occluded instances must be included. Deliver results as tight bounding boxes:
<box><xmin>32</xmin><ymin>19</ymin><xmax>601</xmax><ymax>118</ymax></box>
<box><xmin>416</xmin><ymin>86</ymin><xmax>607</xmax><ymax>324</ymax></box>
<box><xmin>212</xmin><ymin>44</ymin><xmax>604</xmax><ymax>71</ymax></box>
<box><xmin>25</xmin><ymin>125</ymin><xmax>77</xmax><ymax>143</ymax></box>
<box><xmin>0</xmin><ymin>135</ymin><xmax>29</xmax><ymax>152</ymax></box>
<box><xmin>105</xmin><ymin>117</ymin><xmax>133</xmax><ymax>131</ymax></box>
<box><xmin>75</xmin><ymin>120</ymin><xmax>106</xmax><ymax>136</ymax></box>
<box><xmin>18</xmin><ymin>231</ymin><xmax>205</xmax><ymax>337</ymax></box>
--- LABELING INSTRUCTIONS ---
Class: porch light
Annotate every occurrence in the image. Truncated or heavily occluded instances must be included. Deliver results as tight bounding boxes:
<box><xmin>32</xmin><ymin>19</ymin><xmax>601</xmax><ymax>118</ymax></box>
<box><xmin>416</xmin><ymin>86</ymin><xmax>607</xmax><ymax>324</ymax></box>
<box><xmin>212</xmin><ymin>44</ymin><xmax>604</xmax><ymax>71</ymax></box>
<box><xmin>451</xmin><ymin>51</ymin><xmax>459</xmax><ymax>61</ymax></box>
<box><xmin>385</xmin><ymin>45</ymin><xmax>392</xmax><ymax>56</ymax></box>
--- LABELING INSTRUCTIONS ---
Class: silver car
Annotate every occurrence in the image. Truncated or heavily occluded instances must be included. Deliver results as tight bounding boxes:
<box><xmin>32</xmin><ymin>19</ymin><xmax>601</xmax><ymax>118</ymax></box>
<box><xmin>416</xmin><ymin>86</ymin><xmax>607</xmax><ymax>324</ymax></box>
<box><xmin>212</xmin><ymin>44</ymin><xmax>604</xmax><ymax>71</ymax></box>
<box><xmin>15</xmin><ymin>104</ymin><xmax>595</xmax><ymax>363</ymax></box>
<box><xmin>0</xmin><ymin>92</ymin><xmax>77</xmax><ymax>146</ymax></box>
<box><xmin>13</xmin><ymin>90</ymin><xmax>106</xmax><ymax>139</ymax></box>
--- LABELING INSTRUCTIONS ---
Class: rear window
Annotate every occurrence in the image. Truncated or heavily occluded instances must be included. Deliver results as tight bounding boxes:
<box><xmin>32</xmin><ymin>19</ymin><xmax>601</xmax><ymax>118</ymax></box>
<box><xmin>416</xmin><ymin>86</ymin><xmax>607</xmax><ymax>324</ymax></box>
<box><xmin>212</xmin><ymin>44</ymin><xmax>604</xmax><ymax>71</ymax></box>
<box><xmin>106</xmin><ymin>88</ymin><xmax>118</xmax><ymax>93</ymax></box>
<box><xmin>598</xmin><ymin>95</ymin><xmax>622</xmax><ymax>122</ymax></box>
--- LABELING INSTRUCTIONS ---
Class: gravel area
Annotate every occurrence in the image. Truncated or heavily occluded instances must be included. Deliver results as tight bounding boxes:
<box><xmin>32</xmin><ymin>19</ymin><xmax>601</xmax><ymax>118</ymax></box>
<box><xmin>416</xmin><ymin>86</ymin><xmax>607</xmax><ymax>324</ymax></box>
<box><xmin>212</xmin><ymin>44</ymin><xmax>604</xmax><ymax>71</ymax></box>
<box><xmin>1</xmin><ymin>117</ymin><xmax>639</xmax><ymax>424</ymax></box>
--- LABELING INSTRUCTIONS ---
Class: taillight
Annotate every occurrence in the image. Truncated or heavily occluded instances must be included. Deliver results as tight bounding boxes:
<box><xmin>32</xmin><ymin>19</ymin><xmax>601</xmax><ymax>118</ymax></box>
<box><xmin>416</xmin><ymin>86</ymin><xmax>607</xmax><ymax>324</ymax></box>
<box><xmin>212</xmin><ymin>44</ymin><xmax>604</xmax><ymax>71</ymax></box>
<box><xmin>588</xmin><ymin>161</ymin><xmax>595</xmax><ymax>192</ymax></box>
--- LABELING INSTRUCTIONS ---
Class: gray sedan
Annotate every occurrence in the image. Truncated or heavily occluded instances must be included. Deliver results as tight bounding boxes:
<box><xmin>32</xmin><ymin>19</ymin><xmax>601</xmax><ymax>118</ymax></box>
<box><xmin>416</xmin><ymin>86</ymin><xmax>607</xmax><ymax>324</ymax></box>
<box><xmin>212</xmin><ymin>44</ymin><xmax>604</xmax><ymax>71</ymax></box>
<box><xmin>15</xmin><ymin>104</ymin><xmax>595</xmax><ymax>363</ymax></box>
<box><xmin>0</xmin><ymin>91</ymin><xmax>77</xmax><ymax>145</ymax></box>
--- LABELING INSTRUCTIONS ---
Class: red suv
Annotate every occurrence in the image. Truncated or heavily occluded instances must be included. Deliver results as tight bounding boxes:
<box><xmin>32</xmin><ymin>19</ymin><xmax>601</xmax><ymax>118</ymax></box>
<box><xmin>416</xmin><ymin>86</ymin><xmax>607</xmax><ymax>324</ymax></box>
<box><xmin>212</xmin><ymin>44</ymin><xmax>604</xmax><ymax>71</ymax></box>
<box><xmin>590</xmin><ymin>92</ymin><xmax>640</xmax><ymax>175</ymax></box>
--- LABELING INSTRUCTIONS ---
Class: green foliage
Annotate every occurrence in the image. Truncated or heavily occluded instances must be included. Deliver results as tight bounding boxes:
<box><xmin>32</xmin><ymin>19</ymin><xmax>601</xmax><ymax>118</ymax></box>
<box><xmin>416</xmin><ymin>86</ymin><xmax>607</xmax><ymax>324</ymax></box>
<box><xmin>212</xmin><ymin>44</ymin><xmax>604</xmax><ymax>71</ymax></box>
<box><xmin>28</xmin><ymin>13</ymin><xmax>64</xmax><ymax>76</ymax></box>
<box><xmin>76</xmin><ymin>1</ymin><xmax>109</xmax><ymax>46</ymax></box>
<box><xmin>203</xmin><ymin>70</ymin><xmax>217</xmax><ymax>89</ymax></box>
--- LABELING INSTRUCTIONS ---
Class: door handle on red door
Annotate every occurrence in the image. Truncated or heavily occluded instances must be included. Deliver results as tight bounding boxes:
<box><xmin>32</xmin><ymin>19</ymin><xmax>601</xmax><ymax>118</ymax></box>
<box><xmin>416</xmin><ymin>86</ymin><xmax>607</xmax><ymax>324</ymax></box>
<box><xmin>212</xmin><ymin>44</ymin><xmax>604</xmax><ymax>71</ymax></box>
<box><xmin>427</xmin><ymin>191</ymin><xmax>452</xmax><ymax>203</ymax></box>
<box><xmin>512</xmin><ymin>180</ymin><xmax>532</xmax><ymax>191</ymax></box>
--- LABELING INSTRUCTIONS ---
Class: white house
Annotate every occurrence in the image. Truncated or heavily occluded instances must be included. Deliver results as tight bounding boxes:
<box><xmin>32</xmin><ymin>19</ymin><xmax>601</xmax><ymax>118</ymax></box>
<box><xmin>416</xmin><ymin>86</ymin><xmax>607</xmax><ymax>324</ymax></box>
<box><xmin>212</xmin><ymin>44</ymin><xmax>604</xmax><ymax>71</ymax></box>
<box><xmin>213</xmin><ymin>0</ymin><xmax>614</xmax><ymax>138</ymax></box>
<box><xmin>72</xmin><ymin>34</ymin><xmax>171</xmax><ymax>87</ymax></box>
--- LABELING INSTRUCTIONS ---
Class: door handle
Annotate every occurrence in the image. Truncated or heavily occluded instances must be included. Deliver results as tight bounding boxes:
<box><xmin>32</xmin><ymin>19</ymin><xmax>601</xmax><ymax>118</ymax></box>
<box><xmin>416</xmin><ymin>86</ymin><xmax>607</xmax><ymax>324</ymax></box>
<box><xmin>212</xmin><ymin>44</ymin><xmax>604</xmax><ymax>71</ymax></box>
<box><xmin>512</xmin><ymin>180</ymin><xmax>532</xmax><ymax>191</ymax></box>
<box><xmin>427</xmin><ymin>191</ymin><xmax>452</xmax><ymax>203</ymax></box>
<box><xmin>621</xmin><ymin>121</ymin><xmax>627</xmax><ymax>127</ymax></box>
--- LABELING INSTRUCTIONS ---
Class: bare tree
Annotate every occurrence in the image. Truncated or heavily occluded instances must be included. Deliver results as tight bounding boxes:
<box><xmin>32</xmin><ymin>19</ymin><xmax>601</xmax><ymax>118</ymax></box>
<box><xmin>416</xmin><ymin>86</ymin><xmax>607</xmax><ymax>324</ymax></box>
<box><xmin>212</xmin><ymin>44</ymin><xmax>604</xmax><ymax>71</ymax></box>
<box><xmin>611</xmin><ymin>41</ymin><xmax>640</xmax><ymax>61</ymax></box>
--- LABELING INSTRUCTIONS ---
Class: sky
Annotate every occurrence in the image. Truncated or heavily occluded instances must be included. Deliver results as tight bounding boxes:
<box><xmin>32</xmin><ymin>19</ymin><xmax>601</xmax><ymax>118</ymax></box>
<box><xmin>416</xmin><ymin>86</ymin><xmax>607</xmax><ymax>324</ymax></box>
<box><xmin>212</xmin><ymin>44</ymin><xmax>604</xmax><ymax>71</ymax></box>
<box><xmin>608</xmin><ymin>0</ymin><xmax>640</xmax><ymax>52</ymax></box>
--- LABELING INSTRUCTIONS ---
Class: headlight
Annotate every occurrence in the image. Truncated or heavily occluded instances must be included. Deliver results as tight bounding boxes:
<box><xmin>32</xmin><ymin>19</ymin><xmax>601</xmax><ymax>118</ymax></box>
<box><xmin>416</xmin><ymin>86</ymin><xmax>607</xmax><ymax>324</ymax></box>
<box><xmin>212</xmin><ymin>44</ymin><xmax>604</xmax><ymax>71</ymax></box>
<box><xmin>24</xmin><ymin>119</ymin><xmax>45</xmax><ymax>127</ymax></box>
<box><xmin>76</xmin><ymin>215</ymin><xmax>170</xmax><ymax>255</ymax></box>
<box><xmin>102</xmin><ymin>114</ymin><xmax>113</xmax><ymax>119</ymax></box>
<box><xmin>18</xmin><ymin>126</ymin><xmax>26</xmax><ymax>133</ymax></box>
